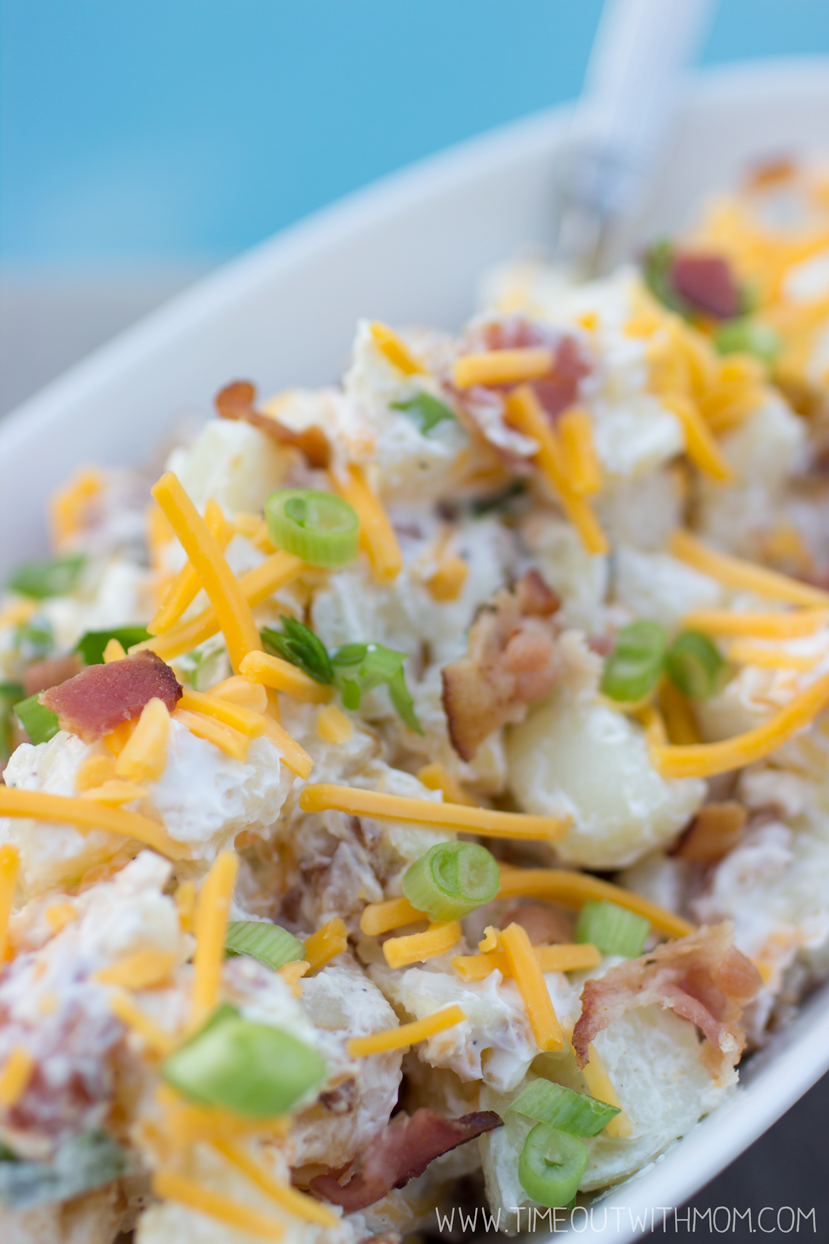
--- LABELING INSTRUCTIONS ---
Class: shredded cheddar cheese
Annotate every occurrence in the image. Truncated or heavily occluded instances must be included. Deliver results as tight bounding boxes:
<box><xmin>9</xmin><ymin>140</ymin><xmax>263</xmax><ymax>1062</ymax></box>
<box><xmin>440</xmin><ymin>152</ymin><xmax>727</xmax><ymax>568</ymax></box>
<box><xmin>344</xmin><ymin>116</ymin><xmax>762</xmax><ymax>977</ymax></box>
<box><xmin>652</xmin><ymin>668</ymin><xmax>829</xmax><ymax>778</ymax></box>
<box><xmin>156</xmin><ymin>1084</ymin><xmax>288</xmax><ymax>1147</ymax></box>
<box><xmin>258</xmin><ymin>713</ymin><xmax>314</xmax><ymax>780</ymax></box>
<box><xmin>416</xmin><ymin>762</ymin><xmax>476</xmax><ymax>807</ymax></box>
<box><xmin>151</xmin><ymin>472</ymin><xmax>263</xmax><ymax>672</ymax></box>
<box><xmin>669</xmin><ymin>529</ymin><xmax>829</xmax><ymax>607</ymax></box>
<box><xmin>452</xmin><ymin>942</ymin><xmax>602</xmax><ymax>983</ymax></box>
<box><xmin>104</xmin><ymin>719</ymin><xmax>136</xmax><ymax>757</ymax></box>
<box><xmin>661</xmin><ymin>391</ymin><xmax>733</xmax><ymax>481</ymax></box>
<box><xmin>426</xmin><ymin>554</ymin><xmax>469</xmax><ymax>602</ymax></box>
<box><xmin>179</xmin><ymin>687</ymin><xmax>267</xmax><ymax>737</ymax></box>
<box><xmin>304</xmin><ymin>918</ymin><xmax>348</xmax><ymax>971</ymax></box>
<box><xmin>212</xmin><ymin>1138</ymin><xmax>338</xmax><ymax>1228</ymax></box>
<box><xmin>278</xmin><ymin>960</ymin><xmax>310</xmax><ymax>988</ymax></box>
<box><xmin>360</xmin><ymin>895</ymin><xmax>425</xmax><ymax>936</ymax></box>
<box><xmin>497</xmin><ymin>867</ymin><xmax>694</xmax><ymax>939</ymax></box>
<box><xmin>579</xmin><ymin>1041</ymin><xmax>633</xmax><ymax>1138</ymax></box>
<box><xmin>347</xmin><ymin>1005</ymin><xmax>466</xmax><ymax>1057</ymax></box>
<box><xmin>558</xmin><ymin>408</ymin><xmax>603</xmax><ymax>495</ymax></box>
<box><xmin>453</xmin><ymin>347</ymin><xmax>552</xmax><ymax>388</ymax></box>
<box><xmin>500</xmin><ymin>922</ymin><xmax>564</xmax><ymax>1051</ymax></box>
<box><xmin>49</xmin><ymin>466</ymin><xmax>102</xmax><ymax>548</ymax></box>
<box><xmin>102</xmin><ymin>637</ymin><xmax>127</xmax><ymax>663</ymax></box>
<box><xmin>116</xmin><ymin>696</ymin><xmax>170</xmax><ymax>783</ymax></box>
<box><xmin>0</xmin><ymin>789</ymin><xmax>188</xmax><ymax>860</ymax></box>
<box><xmin>211</xmin><ymin>675</ymin><xmax>268</xmax><ymax>713</ymax></box>
<box><xmin>683</xmin><ymin>608</ymin><xmax>829</xmax><ymax>638</ymax></box>
<box><xmin>149</xmin><ymin>497</ymin><xmax>234</xmax><ymax>635</ymax></box>
<box><xmin>175</xmin><ymin>880</ymin><xmax>196</xmax><ymax>934</ymax></box>
<box><xmin>331</xmin><ymin>464</ymin><xmax>403</xmax><ymax>581</ymax></box>
<box><xmin>153</xmin><ymin>1171</ymin><xmax>285</xmax><ymax>1241</ymax></box>
<box><xmin>81</xmin><ymin>780</ymin><xmax>148</xmax><ymax>806</ymax></box>
<box><xmin>0</xmin><ymin>599</ymin><xmax>37</xmax><ymax>630</ymax></box>
<box><xmin>506</xmin><ymin>386</ymin><xmax>608</xmax><ymax>555</ymax></box>
<box><xmin>75</xmin><ymin>755</ymin><xmax>117</xmax><ymax>791</ymax></box>
<box><xmin>660</xmin><ymin>680</ymin><xmax>701</xmax><ymax>746</ymax></box>
<box><xmin>478</xmin><ymin>926</ymin><xmax>499</xmax><ymax>954</ymax></box>
<box><xmin>0</xmin><ymin>1047</ymin><xmax>35</xmax><ymax>1107</ymax></box>
<box><xmin>94</xmin><ymin>949</ymin><xmax>177</xmax><ymax>990</ymax></box>
<box><xmin>369</xmin><ymin>321</ymin><xmax>425</xmax><ymax>375</ymax></box>
<box><xmin>239</xmin><ymin>650</ymin><xmax>333</xmax><ymax>704</ymax></box>
<box><xmin>108</xmin><ymin>990</ymin><xmax>177</xmax><ymax>1056</ymax></box>
<box><xmin>299</xmin><ymin>783</ymin><xmax>568</xmax><ymax>840</ymax></box>
<box><xmin>45</xmin><ymin>901</ymin><xmax>77</xmax><ymax>933</ymax></box>
<box><xmin>191</xmin><ymin>850</ymin><xmax>238</xmax><ymax>1026</ymax></box>
<box><xmin>727</xmin><ymin>641</ymin><xmax>820</xmax><ymax>670</ymax></box>
<box><xmin>382</xmin><ymin>920</ymin><xmax>461</xmax><ymax>969</ymax></box>
<box><xmin>316</xmin><ymin>703</ymin><xmax>354</xmax><ymax>744</ymax></box>
<box><xmin>134</xmin><ymin>551</ymin><xmax>305</xmax><ymax>664</ymax></box>
<box><xmin>174</xmin><ymin>708</ymin><xmax>250</xmax><ymax>762</ymax></box>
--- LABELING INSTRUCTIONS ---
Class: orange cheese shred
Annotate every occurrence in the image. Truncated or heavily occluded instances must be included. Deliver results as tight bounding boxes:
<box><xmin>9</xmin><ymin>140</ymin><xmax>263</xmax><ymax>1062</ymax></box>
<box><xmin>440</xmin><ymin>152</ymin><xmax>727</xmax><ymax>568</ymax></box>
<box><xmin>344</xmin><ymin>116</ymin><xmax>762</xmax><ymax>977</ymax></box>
<box><xmin>191</xmin><ymin>850</ymin><xmax>238</xmax><ymax>1027</ymax></box>
<box><xmin>500</xmin><ymin>922</ymin><xmax>564</xmax><ymax>1051</ymax></box>
<box><xmin>304</xmin><ymin>918</ymin><xmax>348</xmax><ymax>971</ymax></box>
<box><xmin>347</xmin><ymin>1005</ymin><xmax>466</xmax><ymax>1056</ymax></box>
<box><xmin>669</xmin><ymin>530</ymin><xmax>829</xmax><ymax>607</ymax></box>
<box><xmin>497</xmin><ymin>867</ymin><xmax>693</xmax><ymax>939</ymax></box>
<box><xmin>331</xmin><ymin>464</ymin><xmax>403</xmax><ymax>582</ymax></box>
<box><xmin>0</xmin><ymin>789</ymin><xmax>188</xmax><ymax>860</ymax></box>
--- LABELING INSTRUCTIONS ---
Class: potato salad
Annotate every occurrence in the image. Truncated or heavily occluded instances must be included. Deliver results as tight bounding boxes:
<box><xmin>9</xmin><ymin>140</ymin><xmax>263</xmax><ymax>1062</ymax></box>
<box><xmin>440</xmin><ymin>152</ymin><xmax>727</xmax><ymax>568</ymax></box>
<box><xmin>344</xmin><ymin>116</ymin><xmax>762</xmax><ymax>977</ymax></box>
<box><xmin>0</xmin><ymin>158</ymin><xmax>828</xmax><ymax>1242</ymax></box>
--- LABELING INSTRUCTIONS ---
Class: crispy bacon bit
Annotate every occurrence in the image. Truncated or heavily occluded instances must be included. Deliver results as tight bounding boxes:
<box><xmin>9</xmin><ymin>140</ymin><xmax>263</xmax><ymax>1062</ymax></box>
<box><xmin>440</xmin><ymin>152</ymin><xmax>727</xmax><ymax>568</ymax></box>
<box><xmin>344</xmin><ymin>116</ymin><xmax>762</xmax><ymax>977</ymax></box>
<box><xmin>502</xmin><ymin>904</ymin><xmax>573</xmax><ymax>945</ymax></box>
<box><xmin>42</xmin><ymin>651</ymin><xmax>181</xmax><ymax>743</ymax></box>
<box><xmin>21</xmin><ymin>653</ymin><xmax>82</xmax><ymax>698</ymax></box>
<box><xmin>572</xmin><ymin>924</ymin><xmax>761</xmax><ymax>1080</ymax></box>
<box><xmin>309</xmin><ymin>1109</ymin><xmax>502</xmax><ymax>1211</ymax></box>
<box><xmin>671</xmin><ymin>253</ymin><xmax>740</xmax><ymax>320</ymax></box>
<box><xmin>216</xmin><ymin>381</ymin><xmax>331</xmax><ymax>469</ymax></box>
<box><xmin>673</xmin><ymin>801</ymin><xmax>748</xmax><ymax>862</ymax></box>
<box><xmin>442</xmin><ymin>572</ymin><xmax>562</xmax><ymax>761</ymax></box>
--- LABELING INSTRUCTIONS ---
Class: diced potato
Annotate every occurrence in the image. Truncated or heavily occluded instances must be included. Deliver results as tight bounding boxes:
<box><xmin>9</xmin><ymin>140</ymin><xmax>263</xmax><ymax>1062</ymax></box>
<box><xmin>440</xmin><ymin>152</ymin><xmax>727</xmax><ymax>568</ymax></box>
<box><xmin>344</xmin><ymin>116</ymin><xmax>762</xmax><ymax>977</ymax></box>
<box><xmin>506</xmin><ymin>692</ymin><xmax>705</xmax><ymax>868</ymax></box>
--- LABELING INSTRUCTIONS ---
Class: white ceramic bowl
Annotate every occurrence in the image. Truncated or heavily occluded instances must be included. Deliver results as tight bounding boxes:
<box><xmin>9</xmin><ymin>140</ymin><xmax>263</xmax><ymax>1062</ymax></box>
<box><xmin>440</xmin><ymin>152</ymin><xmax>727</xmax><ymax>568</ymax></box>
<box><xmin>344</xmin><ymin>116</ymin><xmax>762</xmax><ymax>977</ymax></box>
<box><xmin>1</xmin><ymin>57</ymin><xmax>828</xmax><ymax>1244</ymax></box>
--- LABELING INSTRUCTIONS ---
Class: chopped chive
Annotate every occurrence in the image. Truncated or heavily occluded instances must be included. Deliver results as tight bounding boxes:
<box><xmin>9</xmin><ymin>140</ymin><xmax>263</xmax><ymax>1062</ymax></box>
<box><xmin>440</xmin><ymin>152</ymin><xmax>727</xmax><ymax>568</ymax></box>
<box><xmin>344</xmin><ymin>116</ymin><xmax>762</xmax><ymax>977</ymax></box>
<box><xmin>402</xmin><ymin>841</ymin><xmax>500</xmax><ymax>921</ymax></box>
<box><xmin>600</xmin><ymin>620</ymin><xmax>667</xmax><ymax>703</ymax></box>
<box><xmin>265</xmin><ymin>489</ymin><xmax>359</xmax><ymax>568</ymax></box>
<box><xmin>14</xmin><ymin>616</ymin><xmax>54</xmax><ymax>660</ymax></box>
<box><xmin>574</xmin><ymin>900</ymin><xmax>649</xmax><ymax>958</ymax></box>
<box><xmin>714</xmin><ymin>318</ymin><xmax>780</xmax><ymax>364</ymax></box>
<box><xmin>0</xmin><ymin>1130</ymin><xmax>126</xmax><ymax>1211</ymax></box>
<box><xmin>225</xmin><ymin>921</ymin><xmax>305</xmax><ymax>970</ymax></box>
<box><xmin>331</xmin><ymin>642</ymin><xmax>422</xmax><ymax>734</ymax></box>
<box><xmin>14</xmin><ymin>694</ymin><xmax>60</xmax><ymax>746</ymax></box>
<box><xmin>162</xmin><ymin>1007</ymin><xmax>326</xmax><ymax>1117</ymax></box>
<box><xmin>505</xmin><ymin>1078</ymin><xmax>619</xmax><ymax>1141</ymax></box>
<box><xmin>518</xmin><ymin>1122</ymin><xmax>587</xmax><ymax>1208</ymax></box>
<box><xmin>391</xmin><ymin>392</ymin><xmax>456</xmax><ymax>435</ymax></box>
<box><xmin>665</xmin><ymin>629</ymin><xmax>725</xmax><ymax>701</ymax></box>
<box><xmin>75</xmin><ymin>627</ymin><xmax>151</xmax><ymax>666</ymax></box>
<box><xmin>261</xmin><ymin>617</ymin><xmax>334</xmax><ymax>685</ymax></box>
<box><xmin>7</xmin><ymin>554</ymin><xmax>86</xmax><ymax>600</ymax></box>
<box><xmin>0</xmin><ymin>682</ymin><xmax>24</xmax><ymax>764</ymax></box>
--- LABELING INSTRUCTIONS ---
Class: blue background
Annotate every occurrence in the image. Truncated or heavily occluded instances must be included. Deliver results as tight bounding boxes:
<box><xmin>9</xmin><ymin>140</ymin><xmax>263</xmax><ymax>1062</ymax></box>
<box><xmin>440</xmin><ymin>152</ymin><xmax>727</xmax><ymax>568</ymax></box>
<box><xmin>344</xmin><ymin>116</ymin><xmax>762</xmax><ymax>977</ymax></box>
<box><xmin>1</xmin><ymin>1</ymin><xmax>828</xmax><ymax>270</ymax></box>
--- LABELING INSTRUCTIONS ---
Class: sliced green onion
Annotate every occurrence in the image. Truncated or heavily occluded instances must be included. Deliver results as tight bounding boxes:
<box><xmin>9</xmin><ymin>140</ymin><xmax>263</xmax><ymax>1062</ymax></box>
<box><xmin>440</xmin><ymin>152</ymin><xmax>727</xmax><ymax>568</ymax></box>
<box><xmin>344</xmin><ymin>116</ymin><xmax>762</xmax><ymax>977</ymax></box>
<box><xmin>600</xmin><ymin>620</ymin><xmax>667</xmax><ymax>703</ymax></box>
<box><xmin>7</xmin><ymin>554</ymin><xmax>86</xmax><ymax>600</ymax></box>
<box><xmin>402</xmin><ymin>841</ymin><xmax>500</xmax><ymax>921</ymax></box>
<box><xmin>391</xmin><ymin>392</ymin><xmax>455</xmax><ymax>435</ymax></box>
<box><xmin>265</xmin><ymin>490</ymin><xmax>359</xmax><ymax>568</ymax></box>
<box><xmin>15</xmin><ymin>616</ymin><xmax>54</xmax><ymax>660</ymax></box>
<box><xmin>574</xmin><ymin>899</ymin><xmax>649</xmax><ymax>959</ymax></box>
<box><xmin>331</xmin><ymin>642</ymin><xmax>422</xmax><ymax>733</ymax></box>
<box><xmin>714</xmin><ymin>318</ymin><xmax>780</xmax><ymax>364</ymax></box>
<box><xmin>0</xmin><ymin>1130</ymin><xmax>126</xmax><ymax>1211</ymax></box>
<box><xmin>518</xmin><ymin>1122</ymin><xmax>587</xmax><ymax>1208</ymax></box>
<box><xmin>162</xmin><ymin>1006</ymin><xmax>326</xmax><ymax>1117</ymax></box>
<box><xmin>225</xmin><ymin>921</ymin><xmax>305</xmax><ymax>970</ymax></box>
<box><xmin>75</xmin><ymin>627</ymin><xmax>151</xmax><ymax>666</ymax></box>
<box><xmin>0</xmin><ymin>682</ymin><xmax>24</xmax><ymax>764</ymax></box>
<box><xmin>506</xmin><ymin>1078</ymin><xmax>619</xmax><ymax>1141</ymax></box>
<box><xmin>642</xmin><ymin>240</ymin><xmax>684</xmax><ymax>314</ymax></box>
<box><xmin>14</xmin><ymin>694</ymin><xmax>60</xmax><ymax>746</ymax></box>
<box><xmin>665</xmin><ymin>629</ymin><xmax>725</xmax><ymax>701</ymax></box>
<box><xmin>261</xmin><ymin>617</ymin><xmax>334</xmax><ymax>685</ymax></box>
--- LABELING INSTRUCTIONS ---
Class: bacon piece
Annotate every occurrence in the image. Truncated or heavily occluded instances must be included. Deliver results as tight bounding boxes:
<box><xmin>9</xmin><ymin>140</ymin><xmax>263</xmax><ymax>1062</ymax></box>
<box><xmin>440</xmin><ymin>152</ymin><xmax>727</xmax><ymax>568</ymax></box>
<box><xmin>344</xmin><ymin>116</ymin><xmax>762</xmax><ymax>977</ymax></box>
<box><xmin>442</xmin><ymin>572</ymin><xmax>562</xmax><ymax>761</ymax></box>
<box><xmin>42</xmin><ymin>651</ymin><xmax>181</xmax><ymax>743</ymax></box>
<box><xmin>572</xmin><ymin>924</ymin><xmax>761</xmax><ymax>1080</ymax></box>
<box><xmin>502</xmin><ymin>903</ymin><xmax>573</xmax><ymax>945</ymax></box>
<box><xmin>22</xmin><ymin>653</ymin><xmax>82</xmax><ymax>698</ymax></box>
<box><xmin>672</xmin><ymin>801</ymin><xmax>747</xmax><ymax>862</ymax></box>
<box><xmin>216</xmin><ymin>381</ymin><xmax>331</xmax><ymax>469</ymax></box>
<box><xmin>309</xmin><ymin>1109</ymin><xmax>501</xmax><ymax>1211</ymax></box>
<box><xmin>671</xmin><ymin>253</ymin><xmax>741</xmax><ymax>320</ymax></box>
